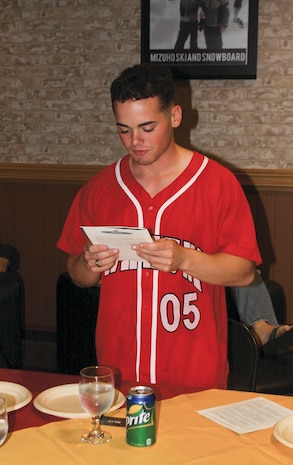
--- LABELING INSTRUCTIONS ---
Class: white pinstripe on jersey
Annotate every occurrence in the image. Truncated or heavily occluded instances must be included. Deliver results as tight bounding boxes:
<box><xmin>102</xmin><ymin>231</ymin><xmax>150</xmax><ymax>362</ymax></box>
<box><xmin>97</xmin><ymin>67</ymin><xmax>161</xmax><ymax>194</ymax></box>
<box><xmin>115</xmin><ymin>156</ymin><xmax>209</xmax><ymax>383</ymax></box>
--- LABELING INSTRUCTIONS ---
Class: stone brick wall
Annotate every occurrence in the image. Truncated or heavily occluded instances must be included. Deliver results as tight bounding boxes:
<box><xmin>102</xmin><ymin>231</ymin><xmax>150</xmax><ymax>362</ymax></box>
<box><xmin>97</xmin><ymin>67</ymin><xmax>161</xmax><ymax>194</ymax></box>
<box><xmin>0</xmin><ymin>0</ymin><xmax>292</xmax><ymax>169</ymax></box>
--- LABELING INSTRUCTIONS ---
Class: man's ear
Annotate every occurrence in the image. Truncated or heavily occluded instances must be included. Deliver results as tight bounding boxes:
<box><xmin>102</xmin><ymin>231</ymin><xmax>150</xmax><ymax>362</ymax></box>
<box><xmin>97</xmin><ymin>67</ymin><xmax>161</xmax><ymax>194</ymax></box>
<box><xmin>171</xmin><ymin>104</ymin><xmax>182</xmax><ymax>128</ymax></box>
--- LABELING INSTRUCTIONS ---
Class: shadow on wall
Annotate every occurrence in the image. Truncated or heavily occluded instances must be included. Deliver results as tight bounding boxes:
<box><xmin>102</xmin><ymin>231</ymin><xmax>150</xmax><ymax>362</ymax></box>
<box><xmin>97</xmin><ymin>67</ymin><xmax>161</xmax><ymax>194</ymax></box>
<box><xmin>174</xmin><ymin>79</ymin><xmax>199</xmax><ymax>149</ymax></box>
<box><xmin>173</xmin><ymin>78</ymin><xmax>275</xmax><ymax>279</ymax></box>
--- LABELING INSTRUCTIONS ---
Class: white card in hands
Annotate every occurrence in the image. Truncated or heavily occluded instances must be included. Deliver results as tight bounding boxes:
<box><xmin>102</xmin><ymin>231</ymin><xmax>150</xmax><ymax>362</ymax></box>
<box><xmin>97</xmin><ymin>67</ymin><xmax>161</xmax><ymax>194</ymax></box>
<box><xmin>80</xmin><ymin>226</ymin><xmax>153</xmax><ymax>262</ymax></box>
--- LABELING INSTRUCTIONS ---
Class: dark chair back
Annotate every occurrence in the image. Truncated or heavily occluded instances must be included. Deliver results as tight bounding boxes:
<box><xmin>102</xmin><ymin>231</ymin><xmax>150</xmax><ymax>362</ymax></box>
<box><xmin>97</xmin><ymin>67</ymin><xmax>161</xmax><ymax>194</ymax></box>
<box><xmin>227</xmin><ymin>319</ymin><xmax>258</xmax><ymax>391</ymax></box>
<box><xmin>56</xmin><ymin>272</ymin><xmax>99</xmax><ymax>374</ymax></box>
<box><xmin>0</xmin><ymin>253</ymin><xmax>24</xmax><ymax>369</ymax></box>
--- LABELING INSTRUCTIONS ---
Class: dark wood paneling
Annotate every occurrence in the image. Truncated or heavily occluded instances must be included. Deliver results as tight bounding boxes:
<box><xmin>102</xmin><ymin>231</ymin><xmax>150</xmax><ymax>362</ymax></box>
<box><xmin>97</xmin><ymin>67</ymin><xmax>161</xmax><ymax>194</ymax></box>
<box><xmin>0</xmin><ymin>179</ymin><xmax>292</xmax><ymax>332</ymax></box>
<box><xmin>0</xmin><ymin>181</ymin><xmax>81</xmax><ymax>331</ymax></box>
<box><xmin>1</xmin><ymin>163</ymin><xmax>293</xmax><ymax>190</ymax></box>
<box><xmin>271</xmin><ymin>192</ymin><xmax>293</xmax><ymax>319</ymax></box>
<box><xmin>244</xmin><ymin>187</ymin><xmax>293</xmax><ymax>323</ymax></box>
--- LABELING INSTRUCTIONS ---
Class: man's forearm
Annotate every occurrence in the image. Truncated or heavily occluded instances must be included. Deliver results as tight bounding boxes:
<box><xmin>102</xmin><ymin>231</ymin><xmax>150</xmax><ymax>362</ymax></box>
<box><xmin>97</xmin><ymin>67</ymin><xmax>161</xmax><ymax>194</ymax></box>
<box><xmin>181</xmin><ymin>250</ymin><xmax>256</xmax><ymax>287</ymax></box>
<box><xmin>67</xmin><ymin>254</ymin><xmax>101</xmax><ymax>288</ymax></box>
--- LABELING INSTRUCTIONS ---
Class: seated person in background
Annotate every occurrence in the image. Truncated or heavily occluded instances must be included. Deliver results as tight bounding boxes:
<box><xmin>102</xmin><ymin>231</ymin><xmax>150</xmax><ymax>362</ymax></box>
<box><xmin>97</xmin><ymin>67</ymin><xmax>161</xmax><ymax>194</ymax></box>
<box><xmin>0</xmin><ymin>243</ymin><xmax>22</xmax><ymax>368</ymax></box>
<box><xmin>230</xmin><ymin>271</ymin><xmax>293</xmax><ymax>355</ymax></box>
<box><xmin>0</xmin><ymin>244</ymin><xmax>20</xmax><ymax>272</ymax></box>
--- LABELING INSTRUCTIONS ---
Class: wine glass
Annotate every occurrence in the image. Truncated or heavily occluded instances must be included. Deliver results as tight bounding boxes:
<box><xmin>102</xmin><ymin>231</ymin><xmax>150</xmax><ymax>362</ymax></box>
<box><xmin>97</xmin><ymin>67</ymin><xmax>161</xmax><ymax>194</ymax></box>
<box><xmin>0</xmin><ymin>397</ymin><xmax>8</xmax><ymax>447</ymax></box>
<box><xmin>78</xmin><ymin>366</ymin><xmax>115</xmax><ymax>444</ymax></box>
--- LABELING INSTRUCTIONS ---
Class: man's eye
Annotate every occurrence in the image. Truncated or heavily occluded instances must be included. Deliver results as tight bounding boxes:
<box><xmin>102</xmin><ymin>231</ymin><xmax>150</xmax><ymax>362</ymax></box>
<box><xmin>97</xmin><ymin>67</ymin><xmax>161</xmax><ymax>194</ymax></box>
<box><xmin>143</xmin><ymin>127</ymin><xmax>154</xmax><ymax>133</ymax></box>
<box><xmin>119</xmin><ymin>128</ymin><xmax>129</xmax><ymax>134</ymax></box>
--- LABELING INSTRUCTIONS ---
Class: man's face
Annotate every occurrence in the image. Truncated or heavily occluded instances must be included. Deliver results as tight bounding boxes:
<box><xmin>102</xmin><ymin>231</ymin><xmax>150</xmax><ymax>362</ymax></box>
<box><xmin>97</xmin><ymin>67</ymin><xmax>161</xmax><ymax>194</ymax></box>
<box><xmin>113</xmin><ymin>97</ymin><xmax>181</xmax><ymax>167</ymax></box>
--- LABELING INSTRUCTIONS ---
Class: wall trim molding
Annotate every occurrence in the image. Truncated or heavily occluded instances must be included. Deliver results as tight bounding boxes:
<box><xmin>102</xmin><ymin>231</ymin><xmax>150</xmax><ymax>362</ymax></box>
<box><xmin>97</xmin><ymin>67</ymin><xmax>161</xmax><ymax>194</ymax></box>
<box><xmin>1</xmin><ymin>163</ymin><xmax>292</xmax><ymax>190</ymax></box>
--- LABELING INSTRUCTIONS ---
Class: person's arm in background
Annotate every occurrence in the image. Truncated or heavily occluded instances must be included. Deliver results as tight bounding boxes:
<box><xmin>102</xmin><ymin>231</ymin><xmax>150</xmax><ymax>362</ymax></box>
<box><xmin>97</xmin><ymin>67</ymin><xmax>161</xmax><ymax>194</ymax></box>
<box><xmin>0</xmin><ymin>257</ymin><xmax>9</xmax><ymax>272</ymax></box>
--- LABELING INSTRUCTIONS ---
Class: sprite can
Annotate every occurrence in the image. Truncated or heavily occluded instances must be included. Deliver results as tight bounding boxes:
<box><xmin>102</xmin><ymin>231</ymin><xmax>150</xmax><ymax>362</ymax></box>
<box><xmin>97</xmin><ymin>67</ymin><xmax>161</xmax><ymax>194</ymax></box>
<box><xmin>126</xmin><ymin>386</ymin><xmax>156</xmax><ymax>447</ymax></box>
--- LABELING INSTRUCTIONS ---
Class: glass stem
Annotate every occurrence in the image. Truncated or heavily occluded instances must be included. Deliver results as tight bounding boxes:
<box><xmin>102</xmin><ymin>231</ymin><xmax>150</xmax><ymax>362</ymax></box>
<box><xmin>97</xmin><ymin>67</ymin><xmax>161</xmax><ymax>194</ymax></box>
<box><xmin>91</xmin><ymin>415</ymin><xmax>102</xmax><ymax>437</ymax></box>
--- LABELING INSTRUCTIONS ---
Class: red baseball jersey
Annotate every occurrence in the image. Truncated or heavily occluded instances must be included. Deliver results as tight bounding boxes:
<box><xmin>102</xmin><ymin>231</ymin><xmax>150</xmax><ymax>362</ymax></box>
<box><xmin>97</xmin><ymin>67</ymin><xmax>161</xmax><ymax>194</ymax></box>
<box><xmin>57</xmin><ymin>152</ymin><xmax>261</xmax><ymax>390</ymax></box>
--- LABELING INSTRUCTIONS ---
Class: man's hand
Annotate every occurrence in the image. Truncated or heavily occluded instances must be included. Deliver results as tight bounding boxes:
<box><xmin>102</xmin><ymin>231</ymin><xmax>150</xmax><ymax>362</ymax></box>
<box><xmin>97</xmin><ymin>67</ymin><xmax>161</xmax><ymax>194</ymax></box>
<box><xmin>132</xmin><ymin>239</ymin><xmax>255</xmax><ymax>287</ymax></box>
<box><xmin>83</xmin><ymin>243</ymin><xmax>119</xmax><ymax>272</ymax></box>
<box><xmin>67</xmin><ymin>242</ymin><xmax>119</xmax><ymax>288</ymax></box>
<box><xmin>132</xmin><ymin>238</ymin><xmax>185</xmax><ymax>272</ymax></box>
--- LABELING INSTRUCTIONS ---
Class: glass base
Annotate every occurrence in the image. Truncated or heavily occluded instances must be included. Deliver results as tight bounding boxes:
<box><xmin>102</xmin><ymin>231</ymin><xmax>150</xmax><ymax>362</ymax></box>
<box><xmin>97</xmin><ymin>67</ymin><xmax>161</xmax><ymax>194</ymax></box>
<box><xmin>81</xmin><ymin>430</ymin><xmax>112</xmax><ymax>444</ymax></box>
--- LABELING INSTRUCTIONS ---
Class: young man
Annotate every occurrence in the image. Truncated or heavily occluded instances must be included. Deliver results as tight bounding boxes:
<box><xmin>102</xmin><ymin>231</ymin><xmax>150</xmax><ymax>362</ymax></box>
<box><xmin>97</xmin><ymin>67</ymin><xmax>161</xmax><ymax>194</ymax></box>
<box><xmin>57</xmin><ymin>64</ymin><xmax>261</xmax><ymax>392</ymax></box>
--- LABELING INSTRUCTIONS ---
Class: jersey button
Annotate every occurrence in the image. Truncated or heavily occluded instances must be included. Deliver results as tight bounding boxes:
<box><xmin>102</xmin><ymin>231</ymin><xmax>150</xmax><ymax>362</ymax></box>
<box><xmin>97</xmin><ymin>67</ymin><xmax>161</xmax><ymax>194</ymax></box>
<box><xmin>148</xmin><ymin>206</ymin><xmax>153</xmax><ymax>211</ymax></box>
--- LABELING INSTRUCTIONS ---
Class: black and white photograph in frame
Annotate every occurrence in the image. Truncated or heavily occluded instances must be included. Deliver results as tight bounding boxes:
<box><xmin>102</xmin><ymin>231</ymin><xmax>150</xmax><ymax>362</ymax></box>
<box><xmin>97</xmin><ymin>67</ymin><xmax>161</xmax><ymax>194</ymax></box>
<box><xmin>141</xmin><ymin>0</ymin><xmax>259</xmax><ymax>79</ymax></box>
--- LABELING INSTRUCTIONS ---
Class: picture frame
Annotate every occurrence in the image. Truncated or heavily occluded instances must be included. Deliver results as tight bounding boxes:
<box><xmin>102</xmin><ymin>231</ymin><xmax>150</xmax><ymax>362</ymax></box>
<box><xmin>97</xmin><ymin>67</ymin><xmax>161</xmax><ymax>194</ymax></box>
<box><xmin>141</xmin><ymin>0</ymin><xmax>259</xmax><ymax>79</ymax></box>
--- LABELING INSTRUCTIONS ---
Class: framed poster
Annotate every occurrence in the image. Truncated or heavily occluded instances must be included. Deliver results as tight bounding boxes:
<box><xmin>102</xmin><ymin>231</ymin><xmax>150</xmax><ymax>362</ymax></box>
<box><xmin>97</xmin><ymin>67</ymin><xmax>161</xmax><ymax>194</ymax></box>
<box><xmin>141</xmin><ymin>0</ymin><xmax>259</xmax><ymax>79</ymax></box>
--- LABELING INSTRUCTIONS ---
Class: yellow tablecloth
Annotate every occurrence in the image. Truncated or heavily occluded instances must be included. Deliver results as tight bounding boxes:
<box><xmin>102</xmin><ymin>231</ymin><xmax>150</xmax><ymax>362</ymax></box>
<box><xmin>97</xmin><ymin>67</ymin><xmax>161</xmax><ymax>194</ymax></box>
<box><xmin>2</xmin><ymin>389</ymin><xmax>292</xmax><ymax>464</ymax></box>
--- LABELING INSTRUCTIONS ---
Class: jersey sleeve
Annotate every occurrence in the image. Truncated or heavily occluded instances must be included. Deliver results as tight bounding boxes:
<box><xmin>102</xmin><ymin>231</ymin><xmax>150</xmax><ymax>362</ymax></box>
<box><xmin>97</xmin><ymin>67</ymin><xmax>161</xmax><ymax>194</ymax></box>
<box><xmin>57</xmin><ymin>168</ymin><xmax>107</xmax><ymax>255</ymax></box>
<box><xmin>57</xmin><ymin>186</ymin><xmax>92</xmax><ymax>255</ymax></box>
<box><xmin>216</xmin><ymin>169</ymin><xmax>262</xmax><ymax>265</ymax></box>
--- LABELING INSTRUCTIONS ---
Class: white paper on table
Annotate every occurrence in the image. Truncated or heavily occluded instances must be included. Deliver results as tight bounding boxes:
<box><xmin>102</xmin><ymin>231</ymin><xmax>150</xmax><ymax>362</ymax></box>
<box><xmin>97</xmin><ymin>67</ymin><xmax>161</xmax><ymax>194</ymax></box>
<box><xmin>197</xmin><ymin>397</ymin><xmax>293</xmax><ymax>434</ymax></box>
<box><xmin>80</xmin><ymin>226</ymin><xmax>153</xmax><ymax>262</ymax></box>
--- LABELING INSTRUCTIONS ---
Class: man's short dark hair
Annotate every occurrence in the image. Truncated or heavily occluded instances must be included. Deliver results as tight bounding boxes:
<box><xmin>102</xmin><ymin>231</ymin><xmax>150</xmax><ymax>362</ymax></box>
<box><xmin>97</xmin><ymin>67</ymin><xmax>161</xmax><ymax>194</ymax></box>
<box><xmin>110</xmin><ymin>64</ymin><xmax>175</xmax><ymax>112</ymax></box>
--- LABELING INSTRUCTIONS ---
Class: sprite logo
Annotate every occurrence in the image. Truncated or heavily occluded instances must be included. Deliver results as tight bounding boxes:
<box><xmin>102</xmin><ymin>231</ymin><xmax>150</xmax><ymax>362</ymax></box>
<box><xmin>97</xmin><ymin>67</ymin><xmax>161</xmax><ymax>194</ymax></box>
<box><xmin>126</xmin><ymin>403</ymin><xmax>155</xmax><ymax>429</ymax></box>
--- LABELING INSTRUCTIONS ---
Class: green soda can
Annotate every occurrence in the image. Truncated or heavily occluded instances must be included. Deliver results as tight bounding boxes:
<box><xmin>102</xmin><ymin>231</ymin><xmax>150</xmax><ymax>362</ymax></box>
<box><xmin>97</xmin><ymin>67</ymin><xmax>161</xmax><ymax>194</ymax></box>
<box><xmin>126</xmin><ymin>386</ymin><xmax>156</xmax><ymax>447</ymax></box>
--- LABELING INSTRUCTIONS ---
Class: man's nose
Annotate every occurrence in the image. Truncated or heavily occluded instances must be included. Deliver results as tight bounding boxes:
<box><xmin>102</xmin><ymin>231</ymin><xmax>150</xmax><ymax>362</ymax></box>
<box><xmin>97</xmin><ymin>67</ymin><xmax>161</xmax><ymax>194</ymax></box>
<box><xmin>131</xmin><ymin>129</ymin><xmax>143</xmax><ymax>145</ymax></box>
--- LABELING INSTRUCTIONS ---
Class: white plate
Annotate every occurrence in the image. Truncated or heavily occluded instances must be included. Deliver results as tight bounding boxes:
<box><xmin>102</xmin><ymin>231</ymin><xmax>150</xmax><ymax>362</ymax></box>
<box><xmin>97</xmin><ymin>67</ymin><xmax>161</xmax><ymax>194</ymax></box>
<box><xmin>273</xmin><ymin>415</ymin><xmax>293</xmax><ymax>448</ymax></box>
<box><xmin>0</xmin><ymin>381</ymin><xmax>33</xmax><ymax>412</ymax></box>
<box><xmin>33</xmin><ymin>383</ymin><xmax>125</xmax><ymax>419</ymax></box>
